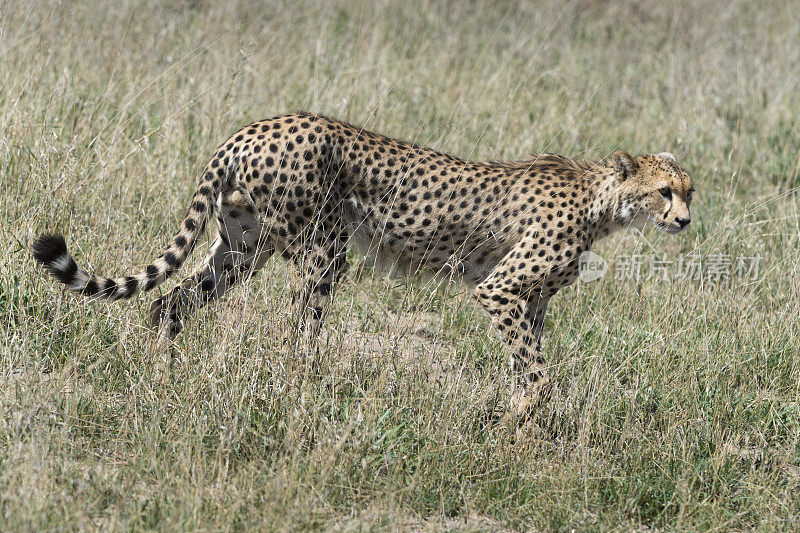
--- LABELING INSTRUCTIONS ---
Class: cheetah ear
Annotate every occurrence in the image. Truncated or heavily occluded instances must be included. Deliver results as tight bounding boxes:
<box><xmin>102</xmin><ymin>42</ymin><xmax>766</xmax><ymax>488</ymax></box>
<box><xmin>612</xmin><ymin>151</ymin><xmax>638</xmax><ymax>181</ymax></box>
<box><xmin>658</xmin><ymin>152</ymin><xmax>677</xmax><ymax>162</ymax></box>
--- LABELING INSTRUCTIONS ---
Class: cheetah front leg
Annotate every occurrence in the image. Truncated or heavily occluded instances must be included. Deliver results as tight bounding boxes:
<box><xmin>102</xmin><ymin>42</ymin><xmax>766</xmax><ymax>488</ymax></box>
<box><xmin>476</xmin><ymin>289</ymin><xmax>553</xmax><ymax>420</ymax></box>
<box><xmin>508</xmin><ymin>296</ymin><xmax>552</xmax><ymax>415</ymax></box>
<box><xmin>475</xmin><ymin>257</ymin><xmax>554</xmax><ymax>423</ymax></box>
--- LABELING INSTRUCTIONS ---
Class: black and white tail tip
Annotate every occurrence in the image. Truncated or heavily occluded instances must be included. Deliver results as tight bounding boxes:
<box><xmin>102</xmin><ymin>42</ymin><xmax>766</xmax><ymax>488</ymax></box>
<box><xmin>31</xmin><ymin>233</ymin><xmax>78</xmax><ymax>286</ymax></box>
<box><xmin>31</xmin><ymin>233</ymin><xmax>110</xmax><ymax>297</ymax></box>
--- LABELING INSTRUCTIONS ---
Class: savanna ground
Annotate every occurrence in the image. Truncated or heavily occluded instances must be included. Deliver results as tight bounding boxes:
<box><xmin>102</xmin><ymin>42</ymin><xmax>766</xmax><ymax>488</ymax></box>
<box><xmin>1</xmin><ymin>0</ymin><xmax>799</xmax><ymax>530</ymax></box>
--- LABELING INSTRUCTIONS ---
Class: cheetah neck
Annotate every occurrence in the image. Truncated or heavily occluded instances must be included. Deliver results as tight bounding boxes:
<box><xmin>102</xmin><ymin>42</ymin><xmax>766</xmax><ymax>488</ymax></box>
<box><xmin>591</xmin><ymin>173</ymin><xmax>646</xmax><ymax>239</ymax></box>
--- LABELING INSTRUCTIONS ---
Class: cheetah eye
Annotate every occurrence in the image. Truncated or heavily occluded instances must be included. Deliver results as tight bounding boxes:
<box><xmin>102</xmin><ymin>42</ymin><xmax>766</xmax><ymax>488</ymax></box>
<box><xmin>687</xmin><ymin>188</ymin><xmax>694</xmax><ymax>200</ymax></box>
<box><xmin>659</xmin><ymin>187</ymin><xmax>672</xmax><ymax>200</ymax></box>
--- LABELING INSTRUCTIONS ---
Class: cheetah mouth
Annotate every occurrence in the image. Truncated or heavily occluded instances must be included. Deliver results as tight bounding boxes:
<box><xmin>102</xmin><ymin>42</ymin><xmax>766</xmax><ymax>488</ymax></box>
<box><xmin>659</xmin><ymin>223</ymin><xmax>685</xmax><ymax>234</ymax></box>
<box><xmin>663</xmin><ymin>226</ymin><xmax>684</xmax><ymax>234</ymax></box>
<box><xmin>651</xmin><ymin>217</ymin><xmax>685</xmax><ymax>234</ymax></box>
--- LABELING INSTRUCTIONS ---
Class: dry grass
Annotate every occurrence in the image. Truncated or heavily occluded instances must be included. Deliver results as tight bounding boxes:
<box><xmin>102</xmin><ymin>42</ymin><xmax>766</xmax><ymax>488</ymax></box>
<box><xmin>1</xmin><ymin>0</ymin><xmax>799</xmax><ymax>530</ymax></box>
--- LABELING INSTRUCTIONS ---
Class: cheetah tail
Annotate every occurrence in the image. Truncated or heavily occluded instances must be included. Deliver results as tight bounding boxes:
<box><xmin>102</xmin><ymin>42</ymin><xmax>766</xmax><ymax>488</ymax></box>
<box><xmin>31</xmin><ymin>161</ymin><xmax>223</xmax><ymax>302</ymax></box>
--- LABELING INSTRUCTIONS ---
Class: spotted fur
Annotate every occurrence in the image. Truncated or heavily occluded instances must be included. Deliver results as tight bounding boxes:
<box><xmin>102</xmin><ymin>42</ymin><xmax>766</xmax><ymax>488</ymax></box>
<box><xmin>32</xmin><ymin>113</ymin><xmax>694</xmax><ymax>415</ymax></box>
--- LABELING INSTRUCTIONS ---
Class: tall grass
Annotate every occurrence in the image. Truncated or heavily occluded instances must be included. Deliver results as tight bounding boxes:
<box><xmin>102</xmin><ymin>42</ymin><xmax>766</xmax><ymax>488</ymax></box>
<box><xmin>1</xmin><ymin>0</ymin><xmax>798</xmax><ymax>530</ymax></box>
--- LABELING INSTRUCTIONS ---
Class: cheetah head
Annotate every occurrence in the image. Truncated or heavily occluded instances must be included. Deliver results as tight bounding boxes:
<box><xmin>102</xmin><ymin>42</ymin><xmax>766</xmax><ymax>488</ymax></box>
<box><xmin>612</xmin><ymin>151</ymin><xmax>694</xmax><ymax>234</ymax></box>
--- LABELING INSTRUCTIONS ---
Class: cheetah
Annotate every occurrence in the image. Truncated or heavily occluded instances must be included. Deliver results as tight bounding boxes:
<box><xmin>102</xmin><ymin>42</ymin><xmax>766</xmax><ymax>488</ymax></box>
<box><xmin>32</xmin><ymin>113</ymin><xmax>693</xmax><ymax>418</ymax></box>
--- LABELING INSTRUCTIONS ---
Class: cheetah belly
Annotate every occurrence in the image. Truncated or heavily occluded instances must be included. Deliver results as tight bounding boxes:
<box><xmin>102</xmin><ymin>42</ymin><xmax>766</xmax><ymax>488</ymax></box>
<box><xmin>343</xmin><ymin>194</ymin><xmax>508</xmax><ymax>284</ymax></box>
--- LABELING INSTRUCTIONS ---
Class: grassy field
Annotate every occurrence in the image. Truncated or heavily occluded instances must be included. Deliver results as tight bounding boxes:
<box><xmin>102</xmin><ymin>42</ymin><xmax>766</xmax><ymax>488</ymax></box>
<box><xmin>1</xmin><ymin>0</ymin><xmax>799</xmax><ymax>530</ymax></box>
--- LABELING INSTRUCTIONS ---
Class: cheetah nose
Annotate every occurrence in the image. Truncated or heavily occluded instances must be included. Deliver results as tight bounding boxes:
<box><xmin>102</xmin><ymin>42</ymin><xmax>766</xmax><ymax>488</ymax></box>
<box><xmin>676</xmin><ymin>217</ymin><xmax>691</xmax><ymax>228</ymax></box>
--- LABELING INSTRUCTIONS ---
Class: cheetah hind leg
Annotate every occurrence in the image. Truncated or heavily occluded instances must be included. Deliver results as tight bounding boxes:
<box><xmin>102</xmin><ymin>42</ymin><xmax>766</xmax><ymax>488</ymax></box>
<box><xmin>287</xmin><ymin>229</ymin><xmax>350</xmax><ymax>360</ymax></box>
<box><xmin>148</xmin><ymin>206</ymin><xmax>272</xmax><ymax>382</ymax></box>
